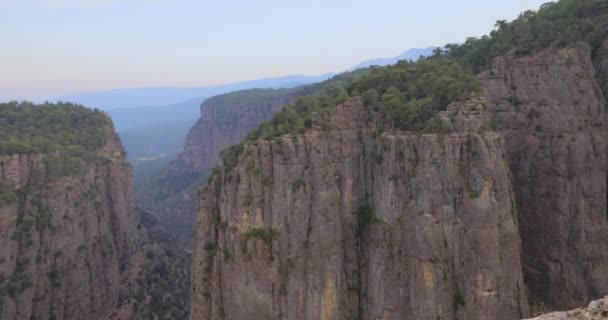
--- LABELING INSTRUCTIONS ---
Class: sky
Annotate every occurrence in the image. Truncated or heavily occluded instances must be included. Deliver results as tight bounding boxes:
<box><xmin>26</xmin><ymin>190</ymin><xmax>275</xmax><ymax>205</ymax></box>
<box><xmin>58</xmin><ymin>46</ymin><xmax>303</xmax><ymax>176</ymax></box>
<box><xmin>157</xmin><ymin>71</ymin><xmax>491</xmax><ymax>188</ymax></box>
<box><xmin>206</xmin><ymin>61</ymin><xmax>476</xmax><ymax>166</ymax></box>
<box><xmin>0</xmin><ymin>0</ymin><xmax>548</xmax><ymax>100</ymax></box>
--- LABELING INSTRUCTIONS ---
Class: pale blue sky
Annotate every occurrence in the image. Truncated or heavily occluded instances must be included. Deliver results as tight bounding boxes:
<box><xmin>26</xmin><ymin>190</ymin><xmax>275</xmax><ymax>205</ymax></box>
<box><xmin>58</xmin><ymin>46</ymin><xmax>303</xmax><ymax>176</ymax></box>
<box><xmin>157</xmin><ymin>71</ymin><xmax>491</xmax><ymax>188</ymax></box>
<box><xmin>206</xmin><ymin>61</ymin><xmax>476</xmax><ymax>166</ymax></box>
<box><xmin>0</xmin><ymin>0</ymin><xmax>548</xmax><ymax>100</ymax></box>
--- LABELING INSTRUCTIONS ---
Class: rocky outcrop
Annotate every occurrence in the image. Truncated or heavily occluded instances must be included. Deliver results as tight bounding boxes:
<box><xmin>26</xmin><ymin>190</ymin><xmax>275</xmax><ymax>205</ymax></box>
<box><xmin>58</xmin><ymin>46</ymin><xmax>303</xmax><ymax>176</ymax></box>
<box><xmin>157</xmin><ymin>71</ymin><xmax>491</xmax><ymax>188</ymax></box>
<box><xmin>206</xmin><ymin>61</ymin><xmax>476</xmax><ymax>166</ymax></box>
<box><xmin>178</xmin><ymin>93</ymin><xmax>296</xmax><ymax>173</ymax></box>
<box><xmin>192</xmin><ymin>99</ymin><xmax>528</xmax><ymax>319</ymax></box>
<box><xmin>136</xmin><ymin>90</ymin><xmax>297</xmax><ymax>244</ymax></box>
<box><xmin>480</xmin><ymin>43</ymin><xmax>608</xmax><ymax>309</ymax></box>
<box><xmin>525</xmin><ymin>298</ymin><xmax>608</xmax><ymax>320</ymax></box>
<box><xmin>0</xmin><ymin>121</ymin><xmax>138</xmax><ymax>320</ymax></box>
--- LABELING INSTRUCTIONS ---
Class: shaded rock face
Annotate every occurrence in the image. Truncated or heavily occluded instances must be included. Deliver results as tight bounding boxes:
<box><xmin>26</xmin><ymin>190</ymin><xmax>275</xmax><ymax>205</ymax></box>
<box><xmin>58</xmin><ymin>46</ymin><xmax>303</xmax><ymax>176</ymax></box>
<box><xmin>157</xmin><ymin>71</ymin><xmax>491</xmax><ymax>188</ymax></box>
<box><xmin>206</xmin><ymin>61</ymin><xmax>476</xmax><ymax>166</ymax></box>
<box><xmin>137</xmin><ymin>94</ymin><xmax>296</xmax><ymax>245</ymax></box>
<box><xmin>525</xmin><ymin>298</ymin><xmax>608</xmax><ymax>320</ymax></box>
<box><xmin>0</xmin><ymin>128</ymin><xmax>137</xmax><ymax>320</ymax></box>
<box><xmin>180</xmin><ymin>95</ymin><xmax>296</xmax><ymax>173</ymax></box>
<box><xmin>595</xmin><ymin>40</ymin><xmax>608</xmax><ymax>100</ymax></box>
<box><xmin>480</xmin><ymin>43</ymin><xmax>608</xmax><ymax>309</ymax></box>
<box><xmin>105</xmin><ymin>209</ymin><xmax>191</xmax><ymax>320</ymax></box>
<box><xmin>193</xmin><ymin>101</ymin><xmax>528</xmax><ymax>319</ymax></box>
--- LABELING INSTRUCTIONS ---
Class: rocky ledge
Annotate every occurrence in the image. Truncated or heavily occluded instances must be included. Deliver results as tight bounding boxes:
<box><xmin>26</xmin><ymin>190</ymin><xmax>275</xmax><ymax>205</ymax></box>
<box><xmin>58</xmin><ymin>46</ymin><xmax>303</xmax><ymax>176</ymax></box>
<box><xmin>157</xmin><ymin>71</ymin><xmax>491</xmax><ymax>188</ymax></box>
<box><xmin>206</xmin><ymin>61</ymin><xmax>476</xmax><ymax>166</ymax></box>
<box><xmin>526</xmin><ymin>298</ymin><xmax>608</xmax><ymax>320</ymax></box>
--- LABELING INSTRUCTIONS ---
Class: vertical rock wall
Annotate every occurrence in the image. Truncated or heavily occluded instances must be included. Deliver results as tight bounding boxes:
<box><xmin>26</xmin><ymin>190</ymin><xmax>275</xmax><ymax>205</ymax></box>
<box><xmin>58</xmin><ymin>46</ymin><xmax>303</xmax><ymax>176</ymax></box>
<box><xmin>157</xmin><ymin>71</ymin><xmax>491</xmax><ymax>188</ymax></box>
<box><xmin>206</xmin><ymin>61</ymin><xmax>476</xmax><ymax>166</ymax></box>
<box><xmin>481</xmin><ymin>44</ymin><xmax>608</xmax><ymax>309</ymax></box>
<box><xmin>193</xmin><ymin>100</ymin><xmax>528</xmax><ymax>320</ymax></box>
<box><xmin>0</xmin><ymin>126</ymin><xmax>138</xmax><ymax>320</ymax></box>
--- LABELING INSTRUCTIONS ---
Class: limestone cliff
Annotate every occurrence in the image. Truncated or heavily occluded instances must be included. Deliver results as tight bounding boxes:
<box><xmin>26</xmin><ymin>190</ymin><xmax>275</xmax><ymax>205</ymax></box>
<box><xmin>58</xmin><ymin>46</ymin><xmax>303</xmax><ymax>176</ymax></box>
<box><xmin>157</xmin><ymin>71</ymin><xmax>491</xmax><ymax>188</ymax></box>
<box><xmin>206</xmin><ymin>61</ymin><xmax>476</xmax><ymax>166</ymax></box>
<box><xmin>179</xmin><ymin>91</ymin><xmax>296</xmax><ymax>173</ymax></box>
<box><xmin>192</xmin><ymin>43</ymin><xmax>608</xmax><ymax>319</ymax></box>
<box><xmin>480</xmin><ymin>43</ymin><xmax>608</xmax><ymax>310</ymax></box>
<box><xmin>192</xmin><ymin>99</ymin><xmax>528</xmax><ymax>319</ymax></box>
<box><xmin>136</xmin><ymin>89</ymin><xmax>297</xmax><ymax>243</ymax></box>
<box><xmin>0</xmin><ymin>120</ymin><xmax>137</xmax><ymax>320</ymax></box>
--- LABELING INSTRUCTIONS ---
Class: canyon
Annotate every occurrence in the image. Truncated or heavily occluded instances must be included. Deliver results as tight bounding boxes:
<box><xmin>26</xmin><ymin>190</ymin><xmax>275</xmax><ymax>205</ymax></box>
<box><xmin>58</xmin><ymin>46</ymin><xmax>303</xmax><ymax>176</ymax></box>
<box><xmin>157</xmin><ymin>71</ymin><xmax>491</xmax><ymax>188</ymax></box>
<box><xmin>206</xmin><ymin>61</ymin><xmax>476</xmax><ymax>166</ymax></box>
<box><xmin>2</xmin><ymin>2</ymin><xmax>608</xmax><ymax>320</ymax></box>
<box><xmin>191</xmin><ymin>42</ymin><xmax>608</xmax><ymax>319</ymax></box>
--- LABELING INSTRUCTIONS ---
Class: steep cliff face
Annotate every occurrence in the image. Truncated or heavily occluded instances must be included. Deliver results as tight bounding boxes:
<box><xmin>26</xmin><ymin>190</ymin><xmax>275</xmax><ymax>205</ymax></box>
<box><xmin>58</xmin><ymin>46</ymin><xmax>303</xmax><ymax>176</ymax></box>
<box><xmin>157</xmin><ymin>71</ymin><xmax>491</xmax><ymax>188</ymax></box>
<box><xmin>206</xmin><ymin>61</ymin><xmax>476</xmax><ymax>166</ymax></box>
<box><xmin>136</xmin><ymin>91</ymin><xmax>296</xmax><ymax>243</ymax></box>
<box><xmin>191</xmin><ymin>42</ymin><xmax>608</xmax><ymax>318</ymax></box>
<box><xmin>480</xmin><ymin>43</ymin><xmax>608</xmax><ymax>309</ymax></box>
<box><xmin>179</xmin><ymin>93</ymin><xmax>296</xmax><ymax>173</ymax></box>
<box><xmin>0</xmin><ymin>122</ymin><xmax>137</xmax><ymax>320</ymax></box>
<box><xmin>192</xmin><ymin>100</ymin><xmax>528</xmax><ymax>319</ymax></box>
<box><xmin>596</xmin><ymin>40</ymin><xmax>608</xmax><ymax>97</ymax></box>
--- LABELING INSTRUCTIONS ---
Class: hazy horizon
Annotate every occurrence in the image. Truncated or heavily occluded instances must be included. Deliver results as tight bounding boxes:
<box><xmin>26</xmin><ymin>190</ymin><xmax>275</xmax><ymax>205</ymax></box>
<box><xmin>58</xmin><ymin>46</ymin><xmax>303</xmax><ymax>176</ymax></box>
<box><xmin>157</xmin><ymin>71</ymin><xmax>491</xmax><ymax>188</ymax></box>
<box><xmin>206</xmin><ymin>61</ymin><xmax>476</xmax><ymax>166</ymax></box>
<box><xmin>0</xmin><ymin>0</ymin><xmax>547</xmax><ymax>101</ymax></box>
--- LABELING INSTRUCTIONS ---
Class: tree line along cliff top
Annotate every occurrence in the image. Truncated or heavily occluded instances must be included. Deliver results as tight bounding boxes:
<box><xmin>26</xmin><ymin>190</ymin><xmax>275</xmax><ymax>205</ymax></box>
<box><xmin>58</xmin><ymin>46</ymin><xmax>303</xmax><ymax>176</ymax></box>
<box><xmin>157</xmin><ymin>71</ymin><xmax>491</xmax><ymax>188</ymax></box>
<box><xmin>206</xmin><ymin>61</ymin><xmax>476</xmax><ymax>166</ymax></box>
<box><xmin>447</xmin><ymin>0</ymin><xmax>608</xmax><ymax>72</ymax></box>
<box><xmin>218</xmin><ymin>0</ymin><xmax>608</xmax><ymax>172</ymax></box>
<box><xmin>0</xmin><ymin>101</ymin><xmax>110</xmax><ymax>157</ymax></box>
<box><xmin>0</xmin><ymin>101</ymin><xmax>114</xmax><ymax>182</ymax></box>
<box><xmin>205</xmin><ymin>69</ymin><xmax>371</xmax><ymax>128</ymax></box>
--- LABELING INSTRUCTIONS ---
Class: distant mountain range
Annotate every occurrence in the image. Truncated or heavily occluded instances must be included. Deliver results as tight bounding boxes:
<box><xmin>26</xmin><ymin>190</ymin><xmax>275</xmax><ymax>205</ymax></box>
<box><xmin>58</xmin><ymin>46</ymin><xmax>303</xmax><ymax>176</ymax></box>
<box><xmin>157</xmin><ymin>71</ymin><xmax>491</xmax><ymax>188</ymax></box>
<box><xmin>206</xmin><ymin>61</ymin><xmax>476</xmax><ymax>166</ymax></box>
<box><xmin>66</xmin><ymin>46</ymin><xmax>437</xmax><ymax>177</ymax></box>
<box><xmin>348</xmin><ymin>47</ymin><xmax>437</xmax><ymax>71</ymax></box>
<box><xmin>56</xmin><ymin>74</ymin><xmax>333</xmax><ymax>111</ymax></box>
<box><xmin>107</xmin><ymin>97</ymin><xmax>203</xmax><ymax>131</ymax></box>
<box><xmin>56</xmin><ymin>47</ymin><xmax>436</xmax><ymax>113</ymax></box>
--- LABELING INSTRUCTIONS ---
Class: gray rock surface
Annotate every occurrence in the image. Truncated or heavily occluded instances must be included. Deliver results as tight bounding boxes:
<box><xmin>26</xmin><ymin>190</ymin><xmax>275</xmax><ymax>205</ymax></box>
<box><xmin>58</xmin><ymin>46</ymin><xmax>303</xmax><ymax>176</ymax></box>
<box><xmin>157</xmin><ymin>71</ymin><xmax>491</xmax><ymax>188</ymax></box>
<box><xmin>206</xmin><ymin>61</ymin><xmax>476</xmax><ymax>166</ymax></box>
<box><xmin>0</xmin><ymin>122</ymin><xmax>137</xmax><ymax>320</ymax></box>
<box><xmin>180</xmin><ymin>95</ymin><xmax>296</xmax><ymax>173</ymax></box>
<box><xmin>480</xmin><ymin>43</ymin><xmax>608</xmax><ymax>309</ymax></box>
<box><xmin>192</xmin><ymin>99</ymin><xmax>528</xmax><ymax>319</ymax></box>
<box><xmin>137</xmin><ymin>92</ymin><xmax>296</xmax><ymax>245</ymax></box>
<box><xmin>192</xmin><ymin>43</ymin><xmax>608</xmax><ymax>319</ymax></box>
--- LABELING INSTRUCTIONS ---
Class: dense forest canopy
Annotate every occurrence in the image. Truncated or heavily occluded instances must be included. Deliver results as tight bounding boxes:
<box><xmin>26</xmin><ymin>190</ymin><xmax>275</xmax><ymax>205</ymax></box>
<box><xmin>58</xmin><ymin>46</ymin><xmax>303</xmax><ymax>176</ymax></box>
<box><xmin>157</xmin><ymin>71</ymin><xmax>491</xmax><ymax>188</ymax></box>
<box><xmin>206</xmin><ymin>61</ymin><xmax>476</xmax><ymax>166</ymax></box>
<box><xmin>219</xmin><ymin>0</ymin><xmax>608</xmax><ymax>172</ymax></box>
<box><xmin>444</xmin><ymin>0</ymin><xmax>608</xmax><ymax>72</ymax></box>
<box><xmin>0</xmin><ymin>101</ymin><xmax>109</xmax><ymax>156</ymax></box>
<box><xmin>0</xmin><ymin>102</ymin><xmax>111</xmax><ymax>203</ymax></box>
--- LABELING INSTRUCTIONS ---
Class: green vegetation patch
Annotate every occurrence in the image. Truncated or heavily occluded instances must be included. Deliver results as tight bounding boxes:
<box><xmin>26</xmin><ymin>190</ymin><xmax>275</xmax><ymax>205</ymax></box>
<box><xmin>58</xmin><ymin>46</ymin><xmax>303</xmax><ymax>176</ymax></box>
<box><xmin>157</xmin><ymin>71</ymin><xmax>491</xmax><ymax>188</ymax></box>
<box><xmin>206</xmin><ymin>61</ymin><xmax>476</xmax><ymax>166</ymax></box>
<box><xmin>47</xmin><ymin>268</ymin><xmax>61</xmax><ymax>288</ymax></box>
<box><xmin>0</xmin><ymin>102</ymin><xmax>111</xmax><ymax>178</ymax></box>
<box><xmin>0</xmin><ymin>191</ymin><xmax>17</xmax><ymax>208</ymax></box>
<box><xmin>7</xmin><ymin>257</ymin><xmax>32</xmax><ymax>297</ymax></box>
<box><xmin>356</xmin><ymin>200</ymin><xmax>379</xmax><ymax>237</ymax></box>
<box><xmin>444</xmin><ymin>0</ymin><xmax>608</xmax><ymax>73</ymax></box>
<box><xmin>243</xmin><ymin>193</ymin><xmax>253</xmax><ymax>207</ymax></box>
<box><xmin>291</xmin><ymin>178</ymin><xmax>305</xmax><ymax>192</ymax></box>
<box><xmin>453</xmin><ymin>286</ymin><xmax>466</xmax><ymax>311</ymax></box>
<box><xmin>243</xmin><ymin>227</ymin><xmax>276</xmax><ymax>246</ymax></box>
<box><xmin>14</xmin><ymin>214</ymin><xmax>35</xmax><ymax>246</ymax></box>
<box><xmin>219</xmin><ymin>144</ymin><xmax>244</xmax><ymax>170</ymax></box>
<box><xmin>0</xmin><ymin>101</ymin><xmax>109</xmax><ymax>156</ymax></box>
<box><xmin>349</xmin><ymin>59</ymin><xmax>480</xmax><ymax>131</ymax></box>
